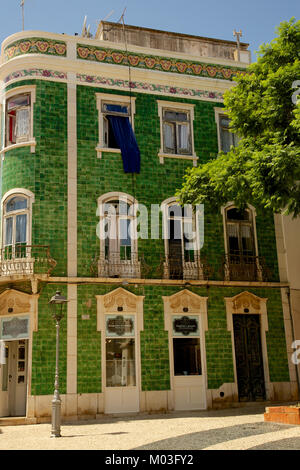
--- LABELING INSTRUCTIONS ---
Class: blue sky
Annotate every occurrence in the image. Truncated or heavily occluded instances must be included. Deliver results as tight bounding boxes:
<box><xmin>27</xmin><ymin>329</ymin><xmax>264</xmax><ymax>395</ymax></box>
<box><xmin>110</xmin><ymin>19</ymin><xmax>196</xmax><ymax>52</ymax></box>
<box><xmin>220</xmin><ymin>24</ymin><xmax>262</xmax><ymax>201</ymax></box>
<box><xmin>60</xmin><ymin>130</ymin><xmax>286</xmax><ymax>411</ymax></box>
<box><xmin>0</xmin><ymin>0</ymin><xmax>299</xmax><ymax>61</ymax></box>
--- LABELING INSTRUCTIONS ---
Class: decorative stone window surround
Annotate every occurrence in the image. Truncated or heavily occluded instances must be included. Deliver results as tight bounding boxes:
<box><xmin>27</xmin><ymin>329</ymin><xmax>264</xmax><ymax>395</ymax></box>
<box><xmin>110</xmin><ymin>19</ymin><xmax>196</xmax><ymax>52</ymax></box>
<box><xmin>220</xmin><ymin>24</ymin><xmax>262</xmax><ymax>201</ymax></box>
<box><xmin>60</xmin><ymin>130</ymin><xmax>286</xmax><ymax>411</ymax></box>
<box><xmin>161</xmin><ymin>197</ymin><xmax>203</xmax><ymax>280</ymax></box>
<box><xmin>214</xmin><ymin>107</ymin><xmax>240</xmax><ymax>153</ymax></box>
<box><xmin>163</xmin><ymin>289</ymin><xmax>208</xmax><ymax>408</ymax></box>
<box><xmin>1</xmin><ymin>188</ymin><xmax>35</xmax><ymax>248</ymax></box>
<box><xmin>0</xmin><ymin>189</ymin><xmax>35</xmax><ymax>277</ymax></box>
<box><xmin>157</xmin><ymin>100</ymin><xmax>198</xmax><ymax>167</ymax></box>
<box><xmin>95</xmin><ymin>93</ymin><xmax>136</xmax><ymax>159</ymax></box>
<box><xmin>224</xmin><ymin>291</ymin><xmax>271</xmax><ymax>400</ymax></box>
<box><xmin>221</xmin><ymin>202</ymin><xmax>262</xmax><ymax>281</ymax></box>
<box><xmin>1</xmin><ymin>85</ymin><xmax>36</xmax><ymax>156</ymax></box>
<box><xmin>97</xmin><ymin>192</ymin><xmax>140</xmax><ymax>278</ymax></box>
<box><xmin>0</xmin><ymin>288</ymin><xmax>39</xmax><ymax>418</ymax></box>
<box><xmin>96</xmin><ymin>287</ymin><xmax>144</xmax><ymax>398</ymax></box>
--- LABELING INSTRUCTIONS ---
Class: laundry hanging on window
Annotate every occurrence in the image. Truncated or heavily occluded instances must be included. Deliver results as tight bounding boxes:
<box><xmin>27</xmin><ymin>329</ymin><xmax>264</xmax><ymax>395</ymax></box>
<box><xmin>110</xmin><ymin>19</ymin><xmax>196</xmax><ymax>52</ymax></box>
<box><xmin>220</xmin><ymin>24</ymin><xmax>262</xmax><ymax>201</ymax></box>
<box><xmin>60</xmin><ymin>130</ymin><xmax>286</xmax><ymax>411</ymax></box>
<box><xmin>106</xmin><ymin>104</ymin><xmax>140</xmax><ymax>174</ymax></box>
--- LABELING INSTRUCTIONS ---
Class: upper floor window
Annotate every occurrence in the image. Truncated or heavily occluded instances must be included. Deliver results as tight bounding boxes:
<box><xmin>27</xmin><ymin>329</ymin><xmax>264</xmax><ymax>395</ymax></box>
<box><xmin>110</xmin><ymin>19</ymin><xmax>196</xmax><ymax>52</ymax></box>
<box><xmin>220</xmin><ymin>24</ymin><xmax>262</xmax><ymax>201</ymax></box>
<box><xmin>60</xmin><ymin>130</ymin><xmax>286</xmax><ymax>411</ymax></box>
<box><xmin>3</xmin><ymin>85</ymin><xmax>36</xmax><ymax>153</ymax></box>
<box><xmin>97</xmin><ymin>192</ymin><xmax>140</xmax><ymax>278</ymax></box>
<box><xmin>225</xmin><ymin>207</ymin><xmax>255</xmax><ymax>259</ymax></box>
<box><xmin>161</xmin><ymin>198</ymin><xmax>202</xmax><ymax>280</ymax></box>
<box><xmin>1</xmin><ymin>189</ymin><xmax>35</xmax><ymax>263</ymax></box>
<box><xmin>6</xmin><ymin>94</ymin><xmax>31</xmax><ymax>146</ymax></box>
<box><xmin>96</xmin><ymin>93</ymin><xmax>136</xmax><ymax>157</ymax></box>
<box><xmin>162</xmin><ymin>109</ymin><xmax>191</xmax><ymax>155</ymax></box>
<box><xmin>222</xmin><ymin>203</ymin><xmax>262</xmax><ymax>281</ymax></box>
<box><xmin>214</xmin><ymin>108</ymin><xmax>238</xmax><ymax>153</ymax></box>
<box><xmin>157</xmin><ymin>101</ymin><xmax>198</xmax><ymax>166</ymax></box>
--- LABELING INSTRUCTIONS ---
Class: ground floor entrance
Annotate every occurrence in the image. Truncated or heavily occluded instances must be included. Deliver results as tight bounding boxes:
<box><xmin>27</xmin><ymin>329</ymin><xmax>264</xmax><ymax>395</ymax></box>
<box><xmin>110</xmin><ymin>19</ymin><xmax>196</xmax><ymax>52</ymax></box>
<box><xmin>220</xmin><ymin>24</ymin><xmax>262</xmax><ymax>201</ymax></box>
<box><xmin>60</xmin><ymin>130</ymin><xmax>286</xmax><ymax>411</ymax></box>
<box><xmin>0</xmin><ymin>339</ymin><xmax>28</xmax><ymax>417</ymax></box>
<box><xmin>233</xmin><ymin>314</ymin><xmax>266</xmax><ymax>402</ymax></box>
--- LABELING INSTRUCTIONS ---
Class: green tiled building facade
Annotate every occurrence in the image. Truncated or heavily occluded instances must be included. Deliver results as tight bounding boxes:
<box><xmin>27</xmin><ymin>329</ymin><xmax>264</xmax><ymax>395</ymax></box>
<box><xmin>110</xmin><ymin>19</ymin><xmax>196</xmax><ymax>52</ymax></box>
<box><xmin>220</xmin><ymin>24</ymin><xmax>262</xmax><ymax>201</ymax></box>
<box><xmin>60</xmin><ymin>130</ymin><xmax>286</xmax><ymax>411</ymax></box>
<box><xmin>0</xmin><ymin>23</ymin><xmax>297</xmax><ymax>421</ymax></box>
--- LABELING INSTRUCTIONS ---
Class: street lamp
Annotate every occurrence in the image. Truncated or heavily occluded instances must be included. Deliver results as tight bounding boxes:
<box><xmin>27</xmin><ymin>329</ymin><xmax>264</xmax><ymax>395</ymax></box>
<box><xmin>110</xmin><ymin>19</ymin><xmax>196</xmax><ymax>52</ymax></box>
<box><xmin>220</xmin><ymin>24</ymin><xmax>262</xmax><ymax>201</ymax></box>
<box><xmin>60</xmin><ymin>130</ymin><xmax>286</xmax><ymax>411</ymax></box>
<box><xmin>49</xmin><ymin>290</ymin><xmax>68</xmax><ymax>438</ymax></box>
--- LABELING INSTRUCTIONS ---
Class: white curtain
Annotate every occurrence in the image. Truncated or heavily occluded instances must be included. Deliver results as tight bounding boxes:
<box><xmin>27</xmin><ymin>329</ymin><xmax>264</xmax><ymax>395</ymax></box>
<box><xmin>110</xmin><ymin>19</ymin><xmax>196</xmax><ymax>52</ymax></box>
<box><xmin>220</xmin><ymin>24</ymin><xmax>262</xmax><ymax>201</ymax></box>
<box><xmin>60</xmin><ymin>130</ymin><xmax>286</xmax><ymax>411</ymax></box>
<box><xmin>15</xmin><ymin>108</ymin><xmax>30</xmax><ymax>139</ymax></box>
<box><xmin>227</xmin><ymin>223</ymin><xmax>239</xmax><ymax>238</ymax></box>
<box><xmin>16</xmin><ymin>214</ymin><xmax>27</xmax><ymax>244</ymax></box>
<box><xmin>163</xmin><ymin>123</ymin><xmax>175</xmax><ymax>150</ymax></box>
<box><xmin>178</xmin><ymin>124</ymin><xmax>189</xmax><ymax>150</ymax></box>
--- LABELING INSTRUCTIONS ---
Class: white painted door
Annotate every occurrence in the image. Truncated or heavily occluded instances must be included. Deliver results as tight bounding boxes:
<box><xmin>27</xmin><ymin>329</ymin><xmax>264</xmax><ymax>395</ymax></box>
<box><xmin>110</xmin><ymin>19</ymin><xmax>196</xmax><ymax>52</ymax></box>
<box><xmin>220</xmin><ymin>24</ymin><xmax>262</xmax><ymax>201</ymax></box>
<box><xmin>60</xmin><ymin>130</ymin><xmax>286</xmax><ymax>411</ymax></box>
<box><xmin>104</xmin><ymin>314</ymin><xmax>139</xmax><ymax>413</ymax></box>
<box><xmin>171</xmin><ymin>315</ymin><xmax>206</xmax><ymax>410</ymax></box>
<box><xmin>0</xmin><ymin>340</ymin><xmax>28</xmax><ymax>417</ymax></box>
<box><xmin>0</xmin><ymin>342</ymin><xmax>9</xmax><ymax>417</ymax></box>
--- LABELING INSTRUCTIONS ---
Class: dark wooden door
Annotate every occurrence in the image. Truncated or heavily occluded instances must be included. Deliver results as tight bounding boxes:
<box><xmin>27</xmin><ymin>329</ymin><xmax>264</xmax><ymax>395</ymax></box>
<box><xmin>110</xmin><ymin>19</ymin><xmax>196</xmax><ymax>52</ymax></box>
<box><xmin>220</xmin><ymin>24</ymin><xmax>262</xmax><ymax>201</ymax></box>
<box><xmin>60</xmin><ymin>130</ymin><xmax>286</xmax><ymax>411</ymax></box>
<box><xmin>233</xmin><ymin>314</ymin><xmax>266</xmax><ymax>402</ymax></box>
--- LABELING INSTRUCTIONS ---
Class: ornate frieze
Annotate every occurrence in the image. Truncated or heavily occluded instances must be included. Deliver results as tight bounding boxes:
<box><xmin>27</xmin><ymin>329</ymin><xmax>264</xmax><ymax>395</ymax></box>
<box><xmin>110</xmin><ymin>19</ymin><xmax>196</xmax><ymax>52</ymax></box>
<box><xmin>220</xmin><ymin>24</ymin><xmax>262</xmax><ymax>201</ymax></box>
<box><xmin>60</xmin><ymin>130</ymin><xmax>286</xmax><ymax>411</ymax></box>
<box><xmin>77</xmin><ymin>44</ymin><xmax>247</xmax><ymax>81</ymax></box>
<box><xmin>4</xmin><ymin>38</ymin><xmax>67</xmax><ymax>61</ymax></box>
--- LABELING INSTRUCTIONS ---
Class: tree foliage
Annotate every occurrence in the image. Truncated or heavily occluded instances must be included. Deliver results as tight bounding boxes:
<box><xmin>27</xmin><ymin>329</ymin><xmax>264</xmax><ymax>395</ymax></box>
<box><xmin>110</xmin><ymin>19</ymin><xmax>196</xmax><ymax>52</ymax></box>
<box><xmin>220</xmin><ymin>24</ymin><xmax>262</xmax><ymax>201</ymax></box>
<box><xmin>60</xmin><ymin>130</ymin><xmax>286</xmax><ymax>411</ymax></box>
<box><xmin>177</xmin><ymin>18</ymin><xmax>300</xmax><ymax>217</ymax></box>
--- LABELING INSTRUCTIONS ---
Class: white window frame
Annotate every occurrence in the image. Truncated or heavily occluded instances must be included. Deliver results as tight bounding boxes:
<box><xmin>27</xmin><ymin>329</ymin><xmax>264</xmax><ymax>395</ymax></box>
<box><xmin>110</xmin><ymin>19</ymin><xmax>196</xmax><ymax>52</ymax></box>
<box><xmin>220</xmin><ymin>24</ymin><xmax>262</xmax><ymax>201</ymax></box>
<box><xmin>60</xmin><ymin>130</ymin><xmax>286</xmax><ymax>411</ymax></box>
<box><xmin>1</xmin><ymin>85</ymin><xmax>36</xmax><ymax>155</ymax></box>
<box><xmin>97</xmin><ymin>192</ymin><xmax>140</xmax><ymax>278</ymax></box>
<box><xmin>157</xmin><ymin>100</ymin><xmax>198</xmax><ymax>167</ymax></box>
<box><xmin>221</xmin><ymin>202</ymin><xmax>262</xmax><ymax>281</ymax></box>
<box><xmin>1</xmin><ymin>188</ymin><xmax>35</xmax><ymax>256</ymax></box>
<box><xmin>161</xmin><ymin>197</ymin><xmax>202</xmax><ymax>279</ymax></box>
<box><xmin>214</xmin><ymin>107</ymin><xmax>239</xmax><ymax>153</ymax></box>
<box><xmin>96</xmin><ymin>93</ymin><xmax>136</xmax><ymax>159</ymax></box>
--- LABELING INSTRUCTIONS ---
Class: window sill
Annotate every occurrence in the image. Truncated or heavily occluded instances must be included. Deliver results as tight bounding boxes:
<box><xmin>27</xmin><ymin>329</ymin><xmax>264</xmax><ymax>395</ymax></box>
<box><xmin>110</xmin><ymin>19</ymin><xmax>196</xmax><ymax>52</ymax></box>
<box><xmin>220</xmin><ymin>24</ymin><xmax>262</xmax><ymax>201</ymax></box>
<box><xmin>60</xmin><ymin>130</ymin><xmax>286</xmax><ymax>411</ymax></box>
<box><xmin>96</xmin><ymin>146</ymin><xmax>121</xmax><ymax>159</ymax></box>
<box><xmin>158</xmin><ymin>152</ymin><xmax>198</xmax><ymax>167</ymax></box>
<box><xmin>1</xmin><ymin>140</ymin><xmax>36</xmax><ymax>158</ymax></box>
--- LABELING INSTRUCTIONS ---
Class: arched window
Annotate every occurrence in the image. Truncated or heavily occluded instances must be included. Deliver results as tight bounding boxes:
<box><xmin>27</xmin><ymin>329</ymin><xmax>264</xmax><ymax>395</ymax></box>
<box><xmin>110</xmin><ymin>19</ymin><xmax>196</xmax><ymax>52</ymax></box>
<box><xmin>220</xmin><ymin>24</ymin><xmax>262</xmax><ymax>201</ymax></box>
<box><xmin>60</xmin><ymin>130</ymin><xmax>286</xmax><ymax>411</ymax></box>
<box><xmin>161</xmin><ymin>198</ymin><xmax>202</xmax><ymax>280</ymax></box>
<box><xmin>222</xmin><ymin>204</ymin><xmax>262</xmax><ymax>281</ymax></box>
<box><xmin>1</xmin><ymin>189</ymin><xmax>34</xmax><ymax>264</ymax></box>
<box><xmin>97</xmin><ymin>193</ymin><xmax>140</xmax><ymax>278</ymax></box>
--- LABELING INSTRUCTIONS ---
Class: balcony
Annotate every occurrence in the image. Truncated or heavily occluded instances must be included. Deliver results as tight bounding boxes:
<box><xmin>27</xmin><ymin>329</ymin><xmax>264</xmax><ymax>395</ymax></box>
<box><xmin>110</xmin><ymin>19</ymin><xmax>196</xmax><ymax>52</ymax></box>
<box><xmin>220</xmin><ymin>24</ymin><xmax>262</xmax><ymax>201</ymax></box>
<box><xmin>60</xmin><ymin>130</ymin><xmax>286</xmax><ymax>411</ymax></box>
<box><xmin>223</xmin><ymin>253</ymin><xmax>266</xmax><ymax>282</ymax></box>
<box><xmin>96</xmin><ymin>252</ymin><xmax>142</xmax><ymax>279</ymax></box>
<box><xmin>0</xmin><ymin>245</ymin><xmax>57</xmax><ymax>277</ymax></box>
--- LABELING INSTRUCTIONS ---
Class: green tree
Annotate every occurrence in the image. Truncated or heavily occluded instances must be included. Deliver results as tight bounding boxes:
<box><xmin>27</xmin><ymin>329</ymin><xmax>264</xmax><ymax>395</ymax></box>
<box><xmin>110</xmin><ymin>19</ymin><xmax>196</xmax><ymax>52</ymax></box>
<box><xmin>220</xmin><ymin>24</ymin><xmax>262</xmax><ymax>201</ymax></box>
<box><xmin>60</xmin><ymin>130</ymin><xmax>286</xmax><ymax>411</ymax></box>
<box><xmin>177</xmin><ymin>18</ymin><xmax>300</xmax><ymax>217</ymax></box>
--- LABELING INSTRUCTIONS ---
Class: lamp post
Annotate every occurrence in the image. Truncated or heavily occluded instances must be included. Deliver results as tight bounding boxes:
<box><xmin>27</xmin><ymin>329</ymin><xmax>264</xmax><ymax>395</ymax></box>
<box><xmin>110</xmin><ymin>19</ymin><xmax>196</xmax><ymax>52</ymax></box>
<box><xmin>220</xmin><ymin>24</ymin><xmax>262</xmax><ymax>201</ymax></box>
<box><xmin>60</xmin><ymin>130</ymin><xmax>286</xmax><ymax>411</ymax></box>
<box><xmin>49</xmin><ymin>290</ymin><xmax>68</xmax><ymax>438</ymax></box>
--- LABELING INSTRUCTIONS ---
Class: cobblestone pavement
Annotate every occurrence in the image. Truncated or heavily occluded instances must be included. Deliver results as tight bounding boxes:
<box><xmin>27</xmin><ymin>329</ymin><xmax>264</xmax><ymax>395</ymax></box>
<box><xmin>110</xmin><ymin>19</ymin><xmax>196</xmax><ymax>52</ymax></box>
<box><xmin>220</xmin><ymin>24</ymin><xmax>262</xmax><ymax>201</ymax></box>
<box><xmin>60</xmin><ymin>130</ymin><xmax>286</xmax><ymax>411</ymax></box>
<box><xmin>0</xmin><ymin>405</ymin><xmax>300</xmax><ymax>450</ymax></box>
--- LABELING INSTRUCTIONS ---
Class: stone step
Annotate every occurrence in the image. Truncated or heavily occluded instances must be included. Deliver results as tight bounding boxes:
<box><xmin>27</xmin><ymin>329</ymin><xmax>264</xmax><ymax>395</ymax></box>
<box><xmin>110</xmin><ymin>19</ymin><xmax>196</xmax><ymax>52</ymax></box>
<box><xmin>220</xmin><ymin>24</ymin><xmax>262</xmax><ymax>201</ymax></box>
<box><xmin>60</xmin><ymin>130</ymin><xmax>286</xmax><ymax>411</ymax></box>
<box><xmin>0</xmin><ymin>417</ymin><xmax>37</xmax><ymax>426</ymax></box>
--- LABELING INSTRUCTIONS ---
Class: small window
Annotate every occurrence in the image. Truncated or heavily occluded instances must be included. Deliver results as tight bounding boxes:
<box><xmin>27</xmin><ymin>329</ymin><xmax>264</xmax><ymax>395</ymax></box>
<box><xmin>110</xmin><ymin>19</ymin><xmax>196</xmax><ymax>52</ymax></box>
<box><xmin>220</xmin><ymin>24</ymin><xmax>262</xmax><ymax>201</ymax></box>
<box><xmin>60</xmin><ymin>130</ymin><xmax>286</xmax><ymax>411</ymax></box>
<box><xmin>163</xmin><ymin>109</ymin><xmax>191</xmax><ymax>155</ymax></box>
<box><xmin>6</xmin><ymin>94</ymin><xmax>31</xmax><ymax>146</ymax></box>
<box><xmin>218</xmin><ymin>114</ymin><xmax>238</xmax><ymax>153</ymax></box>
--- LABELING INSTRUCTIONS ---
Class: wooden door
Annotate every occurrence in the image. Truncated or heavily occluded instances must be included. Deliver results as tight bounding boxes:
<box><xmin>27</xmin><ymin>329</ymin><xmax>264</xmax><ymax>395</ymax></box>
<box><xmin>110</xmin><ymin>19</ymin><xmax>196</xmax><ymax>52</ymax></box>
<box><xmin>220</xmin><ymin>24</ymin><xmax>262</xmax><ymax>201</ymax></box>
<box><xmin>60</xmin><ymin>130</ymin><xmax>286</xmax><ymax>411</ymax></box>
<box><xmin>233</xmin><ymin>314</ymin><xmax>266</xmax><ymax>401</ymax></box>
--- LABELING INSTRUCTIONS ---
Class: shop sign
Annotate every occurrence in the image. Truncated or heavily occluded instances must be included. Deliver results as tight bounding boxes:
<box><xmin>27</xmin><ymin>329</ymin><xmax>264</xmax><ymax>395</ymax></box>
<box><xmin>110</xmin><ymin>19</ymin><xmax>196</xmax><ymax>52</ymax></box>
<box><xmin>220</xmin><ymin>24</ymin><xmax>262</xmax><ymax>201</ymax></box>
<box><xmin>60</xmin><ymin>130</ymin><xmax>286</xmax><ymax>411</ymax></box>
<box><xmin>106</xmin><ymin>315</ymin><xmax>135</xmax><ymax>337</ymax></box>
<box><xmin>172</xmin><ymin>315</ymin><xmax>199</xmax><ymax>336</ymax></box>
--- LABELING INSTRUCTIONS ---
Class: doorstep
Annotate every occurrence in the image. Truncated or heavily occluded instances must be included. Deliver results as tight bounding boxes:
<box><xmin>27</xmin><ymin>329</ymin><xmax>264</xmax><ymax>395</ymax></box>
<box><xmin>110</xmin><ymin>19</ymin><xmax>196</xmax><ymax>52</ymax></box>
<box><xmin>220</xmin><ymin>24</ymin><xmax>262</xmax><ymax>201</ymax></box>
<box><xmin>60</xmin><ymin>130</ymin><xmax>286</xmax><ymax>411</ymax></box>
<box><xmin>0</xmin><ymin>416</ymin><xmax>37</xmax><ymax>426</ymax></box>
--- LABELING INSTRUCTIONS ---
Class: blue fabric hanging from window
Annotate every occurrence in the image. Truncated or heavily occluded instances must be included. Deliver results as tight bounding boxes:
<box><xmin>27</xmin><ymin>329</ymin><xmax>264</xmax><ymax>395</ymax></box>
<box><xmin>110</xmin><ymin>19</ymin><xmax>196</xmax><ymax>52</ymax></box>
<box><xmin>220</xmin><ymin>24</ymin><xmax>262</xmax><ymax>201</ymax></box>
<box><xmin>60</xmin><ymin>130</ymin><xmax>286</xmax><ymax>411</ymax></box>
<box><xmin>106</xmin><ymin>104</ymin><xmax>140</xmax><ymax>174</ymax></box>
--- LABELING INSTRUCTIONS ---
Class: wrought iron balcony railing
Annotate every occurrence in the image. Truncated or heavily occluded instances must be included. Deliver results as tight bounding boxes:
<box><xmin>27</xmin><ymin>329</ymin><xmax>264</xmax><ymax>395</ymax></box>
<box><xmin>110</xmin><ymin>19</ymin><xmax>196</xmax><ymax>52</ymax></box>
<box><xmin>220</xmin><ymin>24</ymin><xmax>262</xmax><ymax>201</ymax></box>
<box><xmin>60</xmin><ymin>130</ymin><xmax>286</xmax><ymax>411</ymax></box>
<box><xmin>90</xmin><ymin>251</ymin><xmax>272</xmax><ymax>282</ymax></box>
<box><xmin>0</xmin><ymin>245</ymin><xmax>57</xmax><ymax>277</ymax></box>
<box><xmin>222</xmin><ymin>253</ymin><xmax>269</xmax><ymax>282</ymax></box>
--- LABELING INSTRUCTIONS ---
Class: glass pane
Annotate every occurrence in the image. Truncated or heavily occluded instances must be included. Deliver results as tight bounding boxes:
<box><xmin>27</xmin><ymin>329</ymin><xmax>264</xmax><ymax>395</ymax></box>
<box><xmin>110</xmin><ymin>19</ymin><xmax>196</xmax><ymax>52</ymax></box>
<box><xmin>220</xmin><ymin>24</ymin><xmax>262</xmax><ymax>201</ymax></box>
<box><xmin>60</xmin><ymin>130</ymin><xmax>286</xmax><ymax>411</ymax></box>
<box><xmin>220</xmin><ymin>127</ymin><xmax>232</xmax><ymax>153</ymax></box>
<box><xmin>163</xmin><ymin>122</ymin><xmax>175</xmax><ymax>151</ymax></box>
<box><xmin>177</xmin><ymin>124</ymin><xmax>190</xmax><ymax>151</ymax></box>
<box><xmin>164</xmin><ymin>111</ymin><xmax>188</xmax><ymax>122</ymax></box>
<box><xmin>6</xmin><ymin>196</ymin><xmax>27</xmax><ymax>212</ymax></box>
<box><xmin>227</xmin><ymin>208</ymin><xmax>249</xmax><ymax>221</ymax></box>
<box><xmin>173</xmin><ymin>338</ymin><xmax>201</xmax><ymax>375</ymax></box>
<box><xmin>16</xmin><ymin>108</ymin><xmax>30</xmax><ymax>138</ymax></box>
<box><xmin>106</xmin><ymin>339</ymin><xmax>136</xmax><ymax>387</ymax></box>
<box><xmin>120</xmin><ymin>218</ymin><xmax>131</xmax><ymax>246</ymax></box>
<box><xmin>16</xmin><ymin>214</ymin><xmax>27</xmax><ymax>243</ymax></box>
<box><xmin>5</xmin><ymin>217</ymin><xmax>13</xmax><ymax>246</ymax></box>
<box><xmin>7</xmin><ymin>94</ymin><xmax>30</xmax><ymax>111</ymax></box>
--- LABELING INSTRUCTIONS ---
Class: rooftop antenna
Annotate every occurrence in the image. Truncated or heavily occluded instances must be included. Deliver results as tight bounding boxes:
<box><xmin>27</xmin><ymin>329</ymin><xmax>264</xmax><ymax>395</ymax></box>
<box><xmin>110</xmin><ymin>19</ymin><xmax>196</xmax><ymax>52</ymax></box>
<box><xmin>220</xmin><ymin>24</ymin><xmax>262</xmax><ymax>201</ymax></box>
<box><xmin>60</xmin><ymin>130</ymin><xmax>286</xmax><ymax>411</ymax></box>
<box><xmin>20</xmin><ymin>0</ymin><xmax>25</xmax><ymax>31</ymax></box>
<box><xmin>233</xmin><ymin>29</ymin><xmax>242</xmax><ymax>62</ymax></box>
<box><xmin>81</xmin><ymin>15</ymin><xmax>92</xmax><ymax>38</ymax></box>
